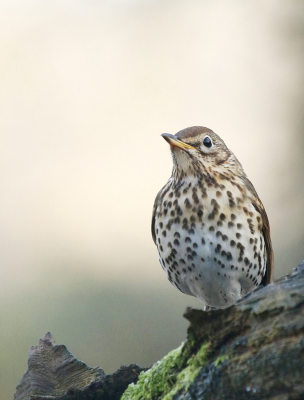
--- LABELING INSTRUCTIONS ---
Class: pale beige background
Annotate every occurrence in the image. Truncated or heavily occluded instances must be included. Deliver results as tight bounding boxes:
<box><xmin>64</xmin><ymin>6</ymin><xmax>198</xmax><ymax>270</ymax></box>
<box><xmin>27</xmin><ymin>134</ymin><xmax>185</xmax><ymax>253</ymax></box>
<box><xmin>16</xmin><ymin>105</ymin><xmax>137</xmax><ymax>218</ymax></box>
<box><xmin>1</xmin><ymin>1</ymin><xmax>304</xmax><ymax>399</ymax></box>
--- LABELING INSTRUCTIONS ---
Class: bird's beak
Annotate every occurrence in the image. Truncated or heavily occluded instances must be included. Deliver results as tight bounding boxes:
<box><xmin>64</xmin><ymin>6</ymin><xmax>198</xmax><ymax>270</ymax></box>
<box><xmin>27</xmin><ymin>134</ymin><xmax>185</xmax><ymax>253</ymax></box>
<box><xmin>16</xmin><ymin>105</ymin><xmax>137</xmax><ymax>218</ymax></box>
<box><xmin>161</xmin><ymin>133</ymin><xmax>196</xmax><ymax>150</ymax></box>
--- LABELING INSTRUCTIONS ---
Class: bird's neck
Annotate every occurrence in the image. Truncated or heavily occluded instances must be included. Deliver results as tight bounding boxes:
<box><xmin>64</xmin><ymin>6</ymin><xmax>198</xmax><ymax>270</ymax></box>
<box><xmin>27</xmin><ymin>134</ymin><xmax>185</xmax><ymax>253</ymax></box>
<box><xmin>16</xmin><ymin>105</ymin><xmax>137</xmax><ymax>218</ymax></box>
<box><xmin>171</xmin><ymin>164</ymin><xmax>217</xmax><ymax>190</ymax></box>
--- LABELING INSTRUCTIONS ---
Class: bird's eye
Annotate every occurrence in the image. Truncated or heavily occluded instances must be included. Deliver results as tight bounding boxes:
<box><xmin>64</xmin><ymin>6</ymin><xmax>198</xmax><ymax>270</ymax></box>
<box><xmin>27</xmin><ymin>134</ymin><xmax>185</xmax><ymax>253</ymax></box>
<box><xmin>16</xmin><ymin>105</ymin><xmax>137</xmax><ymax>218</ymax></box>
<box><xmin>203</xmin><ymin>136</ymin><xmax>212</xmax><ymax>148</ymax></box>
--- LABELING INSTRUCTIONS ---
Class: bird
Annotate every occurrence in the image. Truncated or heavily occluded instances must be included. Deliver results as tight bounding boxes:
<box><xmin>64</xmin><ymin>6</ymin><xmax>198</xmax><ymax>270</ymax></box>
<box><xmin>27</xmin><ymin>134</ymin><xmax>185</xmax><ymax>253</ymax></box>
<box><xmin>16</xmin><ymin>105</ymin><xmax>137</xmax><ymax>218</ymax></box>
<box><xmin>151</xmin><ymin>126</ymin><xmax>273</xmax><ymax>310</ymax></box>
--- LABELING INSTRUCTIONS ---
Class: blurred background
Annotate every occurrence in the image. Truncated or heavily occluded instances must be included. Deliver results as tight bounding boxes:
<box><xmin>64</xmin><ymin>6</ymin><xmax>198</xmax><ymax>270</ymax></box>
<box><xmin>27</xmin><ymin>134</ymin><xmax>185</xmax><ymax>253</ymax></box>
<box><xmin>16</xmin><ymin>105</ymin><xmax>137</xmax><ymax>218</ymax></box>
<box><xmin>0</xmin><ymin>1</ymin><xmax>304</xmax><ymax>398</ymax></box>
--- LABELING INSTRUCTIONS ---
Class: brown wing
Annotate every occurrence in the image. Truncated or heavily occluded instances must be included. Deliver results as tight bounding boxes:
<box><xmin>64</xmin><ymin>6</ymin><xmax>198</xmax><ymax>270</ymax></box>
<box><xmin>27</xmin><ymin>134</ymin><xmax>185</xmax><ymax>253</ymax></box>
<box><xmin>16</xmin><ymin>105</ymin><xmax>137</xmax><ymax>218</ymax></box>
<box><xmin>242</xmin><ymin>177</ymin><xmax>274</xmax><ymax>284</ymax></box>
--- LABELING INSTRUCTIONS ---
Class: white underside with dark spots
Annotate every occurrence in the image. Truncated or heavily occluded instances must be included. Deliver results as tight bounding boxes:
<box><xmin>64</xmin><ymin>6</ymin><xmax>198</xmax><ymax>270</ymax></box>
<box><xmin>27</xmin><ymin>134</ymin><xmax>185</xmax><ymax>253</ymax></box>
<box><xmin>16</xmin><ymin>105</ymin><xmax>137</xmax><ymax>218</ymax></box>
<box><xmin>155</xmin><ymin>177</ymin><xmax>266</xmax><ymax>309</ymax></box>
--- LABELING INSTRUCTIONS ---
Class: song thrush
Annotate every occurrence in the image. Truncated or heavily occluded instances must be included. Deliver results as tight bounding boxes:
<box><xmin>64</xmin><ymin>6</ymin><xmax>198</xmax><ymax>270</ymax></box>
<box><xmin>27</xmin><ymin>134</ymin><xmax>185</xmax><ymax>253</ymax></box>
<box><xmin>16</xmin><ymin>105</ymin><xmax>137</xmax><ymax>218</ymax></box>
<box><xmin>152</xmin><ymin>126</ymin><xmax>273</xmax><ymax>309</ymax></box>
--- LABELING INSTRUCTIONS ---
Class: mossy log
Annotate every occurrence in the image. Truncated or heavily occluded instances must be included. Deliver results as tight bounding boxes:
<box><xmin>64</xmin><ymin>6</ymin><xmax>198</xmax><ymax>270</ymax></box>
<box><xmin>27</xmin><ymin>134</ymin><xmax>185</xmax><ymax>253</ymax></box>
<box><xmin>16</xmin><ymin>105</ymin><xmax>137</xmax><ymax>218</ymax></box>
<box><xmin>14</xmin><ymin>262</ymin><xmax>304</xmax><ymax>400</ymax></box>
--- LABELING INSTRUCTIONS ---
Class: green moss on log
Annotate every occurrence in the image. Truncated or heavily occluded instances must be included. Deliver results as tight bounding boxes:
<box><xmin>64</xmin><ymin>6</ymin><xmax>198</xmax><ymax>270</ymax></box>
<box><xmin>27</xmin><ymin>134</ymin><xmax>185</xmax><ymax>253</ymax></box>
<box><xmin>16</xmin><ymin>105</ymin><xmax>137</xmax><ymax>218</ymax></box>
<box><xmin>121</xmin><ymin>342</ymin><xmax>213</xmax><ymax>400</ymax></box>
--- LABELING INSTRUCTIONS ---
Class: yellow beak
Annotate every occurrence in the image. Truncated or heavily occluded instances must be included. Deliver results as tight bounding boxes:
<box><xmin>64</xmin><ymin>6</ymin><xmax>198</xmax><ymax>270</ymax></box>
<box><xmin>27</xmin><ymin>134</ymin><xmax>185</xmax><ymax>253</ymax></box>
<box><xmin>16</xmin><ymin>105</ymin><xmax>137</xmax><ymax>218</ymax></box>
<box><xmin>161</xmin><ymin>133</ymin><xmax>196</xmax><ymax>150</ymax></box>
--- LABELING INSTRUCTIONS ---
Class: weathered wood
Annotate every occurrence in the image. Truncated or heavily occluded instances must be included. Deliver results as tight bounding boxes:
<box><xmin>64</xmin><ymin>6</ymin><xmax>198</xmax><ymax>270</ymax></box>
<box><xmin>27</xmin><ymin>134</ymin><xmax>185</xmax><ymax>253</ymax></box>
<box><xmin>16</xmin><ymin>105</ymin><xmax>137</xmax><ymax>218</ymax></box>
<box><xmin>14</xmin><ymin>262</ymin><xmax>304</xmax><ymax>400</ymax></box>
<box><xmin>14</xmin><ymin>332</ymin><xmax>145</xmax><ymax>400</ymax></box>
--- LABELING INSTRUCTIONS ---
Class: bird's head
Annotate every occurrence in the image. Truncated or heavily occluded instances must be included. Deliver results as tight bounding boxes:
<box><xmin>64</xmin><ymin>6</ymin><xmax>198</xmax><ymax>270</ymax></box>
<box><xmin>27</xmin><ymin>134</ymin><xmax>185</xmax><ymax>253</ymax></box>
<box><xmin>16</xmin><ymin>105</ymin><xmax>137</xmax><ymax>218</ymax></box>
<box><xmin>162</xmin><ymin>126</ymin><xmax>244</xmax><ymax>180</ymax></box>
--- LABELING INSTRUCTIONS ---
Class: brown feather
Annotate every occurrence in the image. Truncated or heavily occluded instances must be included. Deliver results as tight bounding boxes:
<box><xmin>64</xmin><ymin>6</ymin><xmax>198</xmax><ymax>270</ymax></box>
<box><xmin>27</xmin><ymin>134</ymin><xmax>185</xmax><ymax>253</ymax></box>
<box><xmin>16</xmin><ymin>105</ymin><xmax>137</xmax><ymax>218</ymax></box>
<box><xmin>241</xmin><ymin>176</ymin><xmax>274</xmax><ymax>284</ymax></box>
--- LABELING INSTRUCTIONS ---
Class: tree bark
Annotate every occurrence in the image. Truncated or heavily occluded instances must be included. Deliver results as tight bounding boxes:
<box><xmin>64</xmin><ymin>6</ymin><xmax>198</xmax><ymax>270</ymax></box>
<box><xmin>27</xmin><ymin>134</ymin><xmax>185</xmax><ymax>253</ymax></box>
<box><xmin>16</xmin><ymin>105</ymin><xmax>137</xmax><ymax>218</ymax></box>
<box><xmin>13</xmin><ymin>333</ymin><xmax>146</xmax><ymax>400</ymax></box>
